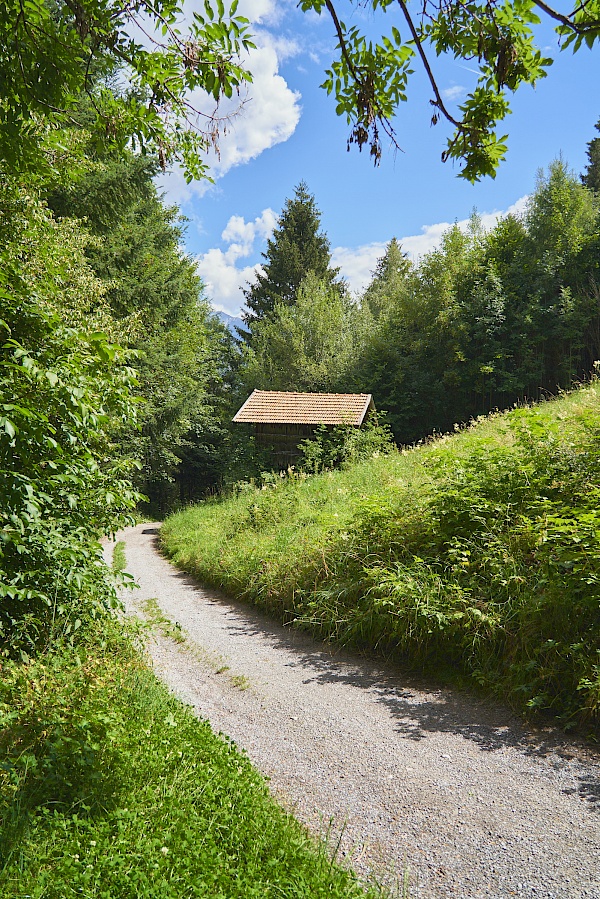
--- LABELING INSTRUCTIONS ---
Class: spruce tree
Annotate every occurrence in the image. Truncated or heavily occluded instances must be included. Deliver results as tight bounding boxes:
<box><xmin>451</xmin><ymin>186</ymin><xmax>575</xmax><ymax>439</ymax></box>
<box><xmin>582</xmin><ymin>118</ymin><xmax>600</xmax><ymax>194</ymax></box>
<box><xmin>362</xmin><ymin>238</ymin><xmax>412</xmax><ymax>320</ymax></box>
<box><xmin>46</xmin><ymin>148</ymin><xmax>233</xmax><ymax>511</ymax></box>
<box><xmin>242</xmin><ymin>182</ymin><xmax>342</xmax><ymax>337</ymax></box>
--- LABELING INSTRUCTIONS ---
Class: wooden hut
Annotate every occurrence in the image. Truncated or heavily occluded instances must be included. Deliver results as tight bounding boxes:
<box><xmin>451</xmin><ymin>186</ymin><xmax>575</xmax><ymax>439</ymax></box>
<box><xmin>233</xmin><ymin>390</ymin><xmax>376</xmax><ymax>468</ymax></box>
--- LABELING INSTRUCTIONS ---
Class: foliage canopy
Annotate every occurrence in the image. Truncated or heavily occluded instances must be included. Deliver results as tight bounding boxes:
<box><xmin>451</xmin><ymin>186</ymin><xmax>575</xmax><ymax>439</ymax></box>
<box><xmin>349</xmin><ymin>160</ymin><xmax>600</xmax><ymax>444</ymax></box>
<box><xmin>0</xmin><ymin>0</ymin><xmax>254</xmax><ymax>179</ymax></box>
<box><xmin>0</xmin><ymin>181</ymin><xmax>140</xmax><ymax>654</ymax></box>
<box><xmin>243</xmin><ymin>272</ymin><xmax>362</xmax><ymax>393</ymax></box>
<box><xmin>582</xmin><ymin>117</ymin><xmax>600</xmax><ymax>194</ymax></box>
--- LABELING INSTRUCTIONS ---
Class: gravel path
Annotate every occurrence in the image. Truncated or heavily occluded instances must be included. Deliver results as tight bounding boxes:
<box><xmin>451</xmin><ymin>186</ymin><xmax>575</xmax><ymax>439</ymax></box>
<box><xmin>108</xmin><ymin>523</ymin><xmax>600</xmax><ymax>898</ymax></box>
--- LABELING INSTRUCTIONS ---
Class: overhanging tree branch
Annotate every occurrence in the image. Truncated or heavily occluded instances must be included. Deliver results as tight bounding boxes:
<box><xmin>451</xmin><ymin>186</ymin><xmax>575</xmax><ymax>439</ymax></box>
<box><xmin>305</xmin><ymin>0</ymin><xmax>598</xmax><ymax>179</ymax></box>
<box><xmin>324</xmin><ymin>0</ymin><xmax>401</xmax><ymax>153</ymax></box>
<box><xmin>0</xmin><ymin>0</ymin><xmax>255</xmax><ymax>179</ymax></box>
<box><xmin>395</xmin><ymin>0</ymin><xmax>461</xmax><ymax>129</ymax></box>
<box><xmin>531</xmin><ymin>0</ymin><xmax>600</xmax><ymax>32</ymax></box>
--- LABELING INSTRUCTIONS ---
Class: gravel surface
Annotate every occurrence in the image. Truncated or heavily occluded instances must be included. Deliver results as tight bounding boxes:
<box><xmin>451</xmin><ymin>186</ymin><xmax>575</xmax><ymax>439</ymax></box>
<box><xmin>107</xmin><ymin>524</ymin><xmax>600</xmax><ymax>898</ymax></box>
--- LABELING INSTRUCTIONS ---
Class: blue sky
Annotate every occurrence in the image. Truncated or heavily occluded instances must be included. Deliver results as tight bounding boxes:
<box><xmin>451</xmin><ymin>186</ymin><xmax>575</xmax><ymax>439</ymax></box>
<box><xmin>158</xmin><ymin>0</ymin><xmax>600</xmax><ymax>316</ymax></box>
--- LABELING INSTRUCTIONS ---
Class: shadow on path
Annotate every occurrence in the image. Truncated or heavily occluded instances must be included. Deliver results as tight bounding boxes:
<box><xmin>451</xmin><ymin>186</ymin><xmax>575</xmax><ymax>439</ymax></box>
<box><xmin>146</xmin><ymin>529</ymin><xmax>600</xmax><ymax>811</ymax></box>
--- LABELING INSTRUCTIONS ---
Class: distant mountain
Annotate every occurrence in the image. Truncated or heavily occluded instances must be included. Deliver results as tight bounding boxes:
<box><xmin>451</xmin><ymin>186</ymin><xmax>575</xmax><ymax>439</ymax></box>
<box><xmin>214</xmin><ymin>310</ymin><xmax>246</xmax><ymax>335</ymax></box>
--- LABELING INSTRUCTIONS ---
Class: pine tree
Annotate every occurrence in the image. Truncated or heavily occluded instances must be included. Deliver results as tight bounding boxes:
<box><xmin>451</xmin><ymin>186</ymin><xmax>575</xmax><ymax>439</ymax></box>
<box><xmin>242</xmin><ymin>182</ymin><xmax>342</xmax><ymax>338</ymax></box>
<box><xmin>582</xmin><ymin>118</ymin><xmax>600</xmax><ymax>194</ymax></box>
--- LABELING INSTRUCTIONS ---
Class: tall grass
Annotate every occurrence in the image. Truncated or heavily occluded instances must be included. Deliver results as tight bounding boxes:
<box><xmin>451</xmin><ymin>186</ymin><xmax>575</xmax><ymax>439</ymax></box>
<box><xmin>162</xmin><ymin>383</ymin><xmax>600</xmax><ymax>734</ymax></box>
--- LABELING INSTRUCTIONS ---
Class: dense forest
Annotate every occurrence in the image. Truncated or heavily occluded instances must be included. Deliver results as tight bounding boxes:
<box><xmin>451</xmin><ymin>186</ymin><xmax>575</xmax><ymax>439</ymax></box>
<box><xmin>239</xmin><ymin>148</ymin><xmax>600</xmax><ymax>446</ymax></box>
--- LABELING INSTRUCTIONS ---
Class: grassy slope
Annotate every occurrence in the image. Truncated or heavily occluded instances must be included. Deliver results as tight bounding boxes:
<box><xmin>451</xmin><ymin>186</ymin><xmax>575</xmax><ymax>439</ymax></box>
<box><xmin>0</xmin><ymin>623</ymin><xmax>375</xmax><ymax>899</ymax></box>
<box><xmin>162</xmin><ymin>383</ymin><xmax>600</xmax><ymax>734</ymax></box>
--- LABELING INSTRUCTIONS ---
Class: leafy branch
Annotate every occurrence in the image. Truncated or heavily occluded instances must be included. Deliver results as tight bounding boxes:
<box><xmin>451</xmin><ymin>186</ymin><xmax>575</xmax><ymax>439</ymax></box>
<box><xmin>0</xmin><ymin>0</ymin><xmax>256</xmax><ymax>179</ymax></box>
<box><xmin>302</xmin><ymin>0</ymin><xmax>600</xmax><ymax>180</ymax></box>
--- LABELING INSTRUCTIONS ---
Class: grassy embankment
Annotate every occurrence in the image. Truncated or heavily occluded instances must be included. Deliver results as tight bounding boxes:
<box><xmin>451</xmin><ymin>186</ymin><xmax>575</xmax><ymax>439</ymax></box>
<box><xmin>162</xmin><ymin>383</ymin><xmax>600</xmax><ymax>735</ymax></box>
<box><xmin>0</xmin><ymin>549</ymin><xmax>377</xmax><ymax>898</ymax></box>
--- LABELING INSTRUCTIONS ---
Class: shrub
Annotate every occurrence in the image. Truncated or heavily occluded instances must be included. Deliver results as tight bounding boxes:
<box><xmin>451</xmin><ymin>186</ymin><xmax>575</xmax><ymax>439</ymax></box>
<box><xmin>299</xmin><ymin>421</ymin><xmax>395</xmax><ymax>473</ymax></box>
<box><xmin>0</xmin><ymin>180</ymin><xmax>140</xmax><ymax>656</ymax></box>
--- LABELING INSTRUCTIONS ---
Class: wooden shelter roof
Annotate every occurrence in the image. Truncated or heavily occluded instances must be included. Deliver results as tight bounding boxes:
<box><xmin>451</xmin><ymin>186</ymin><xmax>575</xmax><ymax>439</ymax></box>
<box><xmin>233</xmin><ymin>391</ymin><xmax>374</xmax><ymax>426</ymax></box>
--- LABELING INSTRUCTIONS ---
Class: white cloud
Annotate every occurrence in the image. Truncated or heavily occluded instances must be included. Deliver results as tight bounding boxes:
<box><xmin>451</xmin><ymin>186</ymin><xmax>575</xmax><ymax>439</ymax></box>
<box><xmin>156</xmin><ymin>167</ymin><xmax>201</xmax><ymax>206</ymax></box>
<box><xmin>332</xmin><ymin>243</ymin><xmax>387</xmax><ymax>296</ymax></box>
<box><xmin>442</xmin><ymin>84</ymin><xmax>467</xmax><ymax>102</ymax></box>
<box><xmin>158</xmin><ymin>31</ymin><xmax>301</xmax><ymax>205</ymax></box>
<box><xmin>236</xmin><ymin>0</ymin><xmax>277</xmax><ymax>23</ymax></box>
<box><xmin>197</xmin><ymin>248</ymin><xmax>259</xmax><ymax>315</ymax></box>
<box><xmin>220</xmin><ymin>208</ymin><xmax>277</xmax><ymax>261</ymax></box>
<box><xmin>236</xmin><ymin>0</ymin><xmax>299</xmax><ymax>27</ymax></box>
<box><xmin>267</xmin><ymin>33</ymin><xmax>302</xmax><ymax>62</ymax></box>
<box><xmin>501</xmin><ymin>195</ymin><xmax>529</xmax><ymax>217</ymax></box>
<box><xmin>196</xmin><ymin>209</ymin><xmax>276</xmax><ymax>315</ymax></box>
<box><xmin>211</xmin><ymin>38</ymin><xmax>302</xmax><ymax>175</ymax></box>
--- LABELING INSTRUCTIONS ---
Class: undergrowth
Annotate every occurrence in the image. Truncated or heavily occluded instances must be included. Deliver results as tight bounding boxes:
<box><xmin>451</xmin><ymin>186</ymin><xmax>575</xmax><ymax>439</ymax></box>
<box><xmin>162</xmin><ymin>383</ymin><xmax>600</xmax><ymax>735</ymax></box>
<box><xmin>0</xmin><ymin>619</ymin><xmax>377</xmax><ymax>898</ymax></box>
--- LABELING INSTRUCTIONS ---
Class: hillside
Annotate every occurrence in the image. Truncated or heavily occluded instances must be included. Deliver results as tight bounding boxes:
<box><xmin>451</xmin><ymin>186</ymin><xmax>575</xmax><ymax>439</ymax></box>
<box><xmin>162</xmin><ymin>383</ymin><xmax>600</xmax><ymax>734</ymax></box>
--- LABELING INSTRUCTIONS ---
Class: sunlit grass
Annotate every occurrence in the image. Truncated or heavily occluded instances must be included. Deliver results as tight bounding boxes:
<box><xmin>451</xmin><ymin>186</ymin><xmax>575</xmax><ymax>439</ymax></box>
<box><xmin>162</xmin><ymin>382</ymin><xmax>600</xmax><ymax>733</ymax></box>
<box><xmin>111</xmin><ymin>540</ymin><xmax>127</xmax><ymax>575</ymax></box>
<box><xmin>0</xmin><ymin>621</ymin><xmax>379</xmax><ymax>899</ymax></box>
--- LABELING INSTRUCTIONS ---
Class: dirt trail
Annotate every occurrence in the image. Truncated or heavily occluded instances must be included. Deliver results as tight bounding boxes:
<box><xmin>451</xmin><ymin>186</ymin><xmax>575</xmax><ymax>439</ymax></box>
<box><xmin>108</xmin><ymin>523</ymin><xmax>600</xmax><ymax>898</ymax></box>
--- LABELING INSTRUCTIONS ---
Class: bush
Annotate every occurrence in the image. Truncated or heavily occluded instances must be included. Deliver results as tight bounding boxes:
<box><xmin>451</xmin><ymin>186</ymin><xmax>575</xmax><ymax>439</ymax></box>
<box><xmin>345</xmin><ymin>402</ymin><xmax>600</xmax><ymax>726</ymax></box>
<box><xmin>0</xmin><ymin>180</ymin><xmax>140</xmax><ymax>656</ymax></box>
<box><xmin>299</xmin><ymin>421</ymin><xmax>395</xmax><ymax>473</ymax></box>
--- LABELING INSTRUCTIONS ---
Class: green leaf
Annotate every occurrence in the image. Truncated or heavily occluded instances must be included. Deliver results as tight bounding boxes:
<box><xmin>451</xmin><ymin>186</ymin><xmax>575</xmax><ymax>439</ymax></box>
<box><xmin>0</xmin><ymin>416</ymin><xmax>16</xmax><ymax>439</ymax></box>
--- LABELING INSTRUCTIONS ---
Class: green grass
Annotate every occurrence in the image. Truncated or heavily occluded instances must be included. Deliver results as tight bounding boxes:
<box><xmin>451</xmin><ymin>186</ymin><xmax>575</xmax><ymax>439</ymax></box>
<box><xmin>0</xmin><ymin>622</ymin><xmax>379</xmax><ymax>899</ymax></box>
<box><xmin>111</xmin><ymin>540</ymin><xmax>127</xmax><ymax>576</ymax></box>
<box><xmin>141</xmin><ymin>596</ymin><xmax>186</xmax><ymax>643</ymax></box>
<box><xmin>162</xmin><ymin>383</ymin><xmax>600</xmax><ymax>735</ymax></box>
<box><xmin>139</xmin><ymin>597</ymin><xmax>253</xmax><ymax>691</ymax></box>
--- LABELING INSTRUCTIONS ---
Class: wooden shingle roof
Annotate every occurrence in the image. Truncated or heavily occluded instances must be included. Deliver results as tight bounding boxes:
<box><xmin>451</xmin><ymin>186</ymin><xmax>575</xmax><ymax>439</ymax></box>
<box><xmin>233</xmin><ymin>390</ymin><xmax>374</xmax><ymax>426</ymax></box>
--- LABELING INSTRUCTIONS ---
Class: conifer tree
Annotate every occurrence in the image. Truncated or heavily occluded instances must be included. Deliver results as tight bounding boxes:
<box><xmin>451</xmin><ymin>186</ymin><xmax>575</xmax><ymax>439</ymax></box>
<box><xmin>242</xmin><ymin>182</ymin><xmax>342</xmax><ymax>338</ymax></box>
<box><xmin>582</xmin><ymin>118</ymin><xmax>600</xmax><ymax>194</ymax></box>
<box><xmin>46</xmin><ymin>149</ymin><xmax>232</xmax><ymax>511</ymax></box>
<box><xmin>362</xmin><ymin>238</ymin><xmax>412</xmax><ymax>320</ymax></box>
